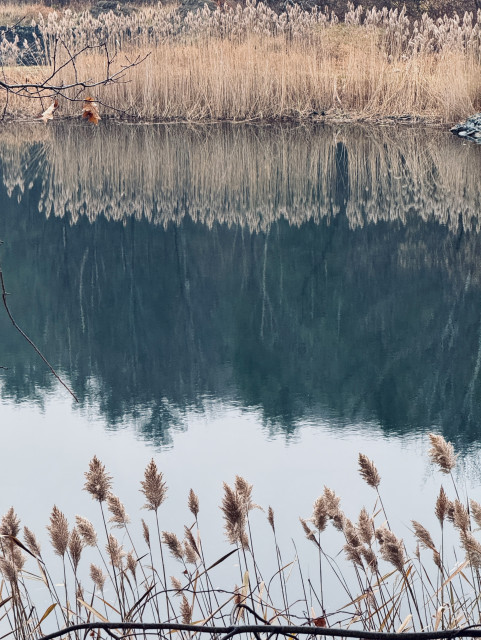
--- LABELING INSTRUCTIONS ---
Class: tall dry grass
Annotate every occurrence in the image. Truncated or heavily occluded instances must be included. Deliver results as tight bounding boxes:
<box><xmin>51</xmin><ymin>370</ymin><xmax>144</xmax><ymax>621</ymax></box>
<box><xmin>1</xmin><ymin>2</ymin><xmax>481</xmax><ymax>121</ymax></box>
<box><xmin>1</xmin><ymin>434</ymin><xmax>481</xmax><ymax>637</ymax></box>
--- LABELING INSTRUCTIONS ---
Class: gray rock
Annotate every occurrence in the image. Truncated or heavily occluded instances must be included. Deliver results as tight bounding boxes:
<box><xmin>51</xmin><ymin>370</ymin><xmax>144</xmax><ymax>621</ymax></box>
<box><xmin>451</xmin><ymin>113</ymin><xmax>481</xmax><ymax>142</ymax></box>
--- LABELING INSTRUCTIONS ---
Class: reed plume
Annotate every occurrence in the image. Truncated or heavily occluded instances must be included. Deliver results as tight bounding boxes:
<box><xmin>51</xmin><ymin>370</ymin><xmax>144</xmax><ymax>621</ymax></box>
<box><xmin>375</xmin><ymin>526</ymin><xmax>405</xmax><ymax>572</ymax></box>
<box><xmin>90</xmin><ymin>563</ymin><xmax>106</xmax><ymax>591</ymax></box>
<box><xmin>311</xmin><ymin>496</ymin><xmax>328</xmax><ymax>532</ymax></box>
<box><xmin>452</xmin><ymin>500</ymin><xmax>470</xmax><ymax>533</ymax></box>
<box><xmin>471</xmin><ymin>500</ymin><xmax>481</xmax><ymax>529</ymax></box>
<box><xmin>84</xmin><ymin>456</ymin><xmax>112</xmax><ymax>503</ymax></box>
<box><xmin>184</xmin><ymin>541</ymin><xmax>199</xmax><ymax>565</ymax></box>
<box><xmin>106</xmin><ymin>534</ymin><xmax>124</xmax><ymax>569</ymax></box>
<box><xmin>0</xmin><ymin>507</ymin><xmax>20</xmax><ymax>537</ymax></box>
<box><xmin>460</xmin><ymin>531</ymin><xmax>481</xmax><ymax>570</ymax></box>
<box><xmin>221</xmin><ymin>482</ymin><xmax>248</xmax><ymax>549</ymax></box>
<box><xmin>344</xmin><ymin>543</ymin><xmax>364</xmax><ymax>568</ymax></box>
<box><xmin>107</xmin><ymin>493</ymin><xmax>130</xmax><ymax>528</ymax></box>
<box><xmin>141</xmin><ymin>519</ymin><xmax>151</xmax><ymax>547</ymax></box>
<box><xmin>68</xmin><ymin>527</ymin><xmax>83</xmax><ymax>571</ymax></box>
<box><xmin>362</xmin><ymin>546</ymin><xmax>378</xmax><ymax>571</ymax></box>
<box><xmin>23</xmin><ymin>526</ymin><xmax>41</xmax><ymax>557</ymax></box>
<box><xmin>358</xmin><ymin>454</ymin><xmax>381</xmax><ymax>488</ymax></box>
<box><xmin>180</xmin><ymin>594</ymin><xmax>192</xmax><ymax>623</ymax></box>
<box><xmin>435</xmin><ymin>486</ymin><xmax>449</xmax><ymax>526</ymax></box>
<box><xmin>428</xmin><ymin>433</ymin><xmax>457</xmax><ymax>474</ymax></box>
<box><xmin>412</xmin><ymin>521</ymin><xmax>436</xmax><ymax>551</ymax></box>
<box><xmin>358</xmin><ymin>507</ymin><xmax>374</xmax><ymax>545</ymax></box>
<box><xmin>47</xmin><ymin>506</ymin><xmax>69</xmax><ymax>557</ymax></box>
<box><xmin>126</xmin><ymin>551</ymin><xmax>137</xmax><ymax>579</ymax></box>
<box><xmin>140</xmin><ymin>459</ymin><xmax>167</xmax><ymax>512</ymax></box>
<box><xmin>75</xmin><ymin>516</ymin><xmax>97</xmax><ymax>547</ymax></box>
<box><xmin>267</xmin><ymin>506</ymin><xmax>275</xmax><ymax>532</ymax></box>
<box><xmin>0</xmin><ymin>557</ymin><xmax>18</xmax><ymax>583</ymax></box>
<box><xmin>323</xmin><ymin>487</ymin><xmax>344</xmax><ymax>530</ymax></box>
<box><xmin>171</xmin><ymin>576</ymin><xmax>182</xmax><ymax>592</ymax></box>
<box><xmin>188</xmin><ymin>489</ymin><xmax>199</xmax><ymax>518</ymax></box>
<box><xmin>162</xmin><ymin>531</ymin><xmax>184</xmax><ymax>561</ymax></box>
<box><xmin>300</xmin><ymin>517</ymin><xmax>317</xmax><ymax>543</ymax></box>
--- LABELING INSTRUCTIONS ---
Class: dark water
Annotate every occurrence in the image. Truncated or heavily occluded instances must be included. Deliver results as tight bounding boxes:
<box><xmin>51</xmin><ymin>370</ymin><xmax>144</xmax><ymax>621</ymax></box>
<box><xmin>0</xmin><ymin>126</ymin><xmax>481</xmax><ymax>443</ymax></box>
<box><xmin>1</xmin><ymin>122</ymin><xmax>481</xmax><ymax>448</ymax></box>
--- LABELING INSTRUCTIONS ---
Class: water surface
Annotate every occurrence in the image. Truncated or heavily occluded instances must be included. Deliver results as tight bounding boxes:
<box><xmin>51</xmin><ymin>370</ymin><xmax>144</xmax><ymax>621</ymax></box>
<box><xmin>1</xmin><ymin>122</ymin><xmax>481</xmax><ymax>612</ymax></box>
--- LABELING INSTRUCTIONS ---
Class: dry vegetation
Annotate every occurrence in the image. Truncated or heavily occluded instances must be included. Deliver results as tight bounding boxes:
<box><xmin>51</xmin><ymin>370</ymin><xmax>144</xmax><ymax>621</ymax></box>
<box><xmin>1</xmin><ymin>434</ymin><xmax>481</xmax><ymax>639</ymax></box>
<box><xmin>0</xmin><ymin>2</ymin><xmax>481</xmax><ymax>121</ymax></box>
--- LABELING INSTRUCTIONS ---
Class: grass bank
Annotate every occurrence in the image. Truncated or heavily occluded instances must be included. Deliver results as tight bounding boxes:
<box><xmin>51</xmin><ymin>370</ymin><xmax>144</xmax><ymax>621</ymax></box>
<box><xmin>1</xmin><ymin>3</ymin><xmax>481</xmax><ymax>122</ymax></box>
<box><xmin>0</xmin><ymin>434</ymin><xmax>480</xmax><ymax>638</ymax></box>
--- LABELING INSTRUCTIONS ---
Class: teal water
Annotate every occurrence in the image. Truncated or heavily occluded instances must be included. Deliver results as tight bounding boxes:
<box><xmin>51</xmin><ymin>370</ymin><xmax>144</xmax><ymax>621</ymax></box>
<box><xmin>1</xmin><ymin>123</ymin><xmax>481</xmax><ymax>615</ymax></box>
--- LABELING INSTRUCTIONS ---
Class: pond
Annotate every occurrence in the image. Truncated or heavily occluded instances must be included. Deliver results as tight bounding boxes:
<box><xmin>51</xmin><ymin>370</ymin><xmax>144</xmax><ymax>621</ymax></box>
<box><xmin>1</xmin><ymin>121</ymin><xmax>481</xmax><ymax>625</ymax></box>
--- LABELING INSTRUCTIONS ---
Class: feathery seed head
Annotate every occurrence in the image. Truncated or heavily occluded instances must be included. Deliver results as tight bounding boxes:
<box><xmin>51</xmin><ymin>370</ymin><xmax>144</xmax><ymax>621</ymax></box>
<box><xmin>141</xmin><ymin>459</ymin><xmax>167</xmax><ymax>512</ymax></box>
<box><xmin>0</xmin><ymin>508</ymin><xmax>20</xmax><ymax>537</ymax></box>
<box><xmin>75</xmin><ymin>516</ymin><xmax>97</xmax><ymax>547</ymax></box>
<box><xmin>47</xmin><ymin>506</ymin><xmax>69</xmax><ymax>557</ymax></box>
<box><xmin>428</xmin><ymin>433</ymin><xmax>457</xmax><ymax>474</ymax></box>
<box><xmin>358</xmin><ymin>453</ymin><xmax>381</xmax><ymax>488</ymax></box>
<box><xmin>84</xmin><ymin>456</ymin><xmax>112</xmax><ymax>502</ymax></box>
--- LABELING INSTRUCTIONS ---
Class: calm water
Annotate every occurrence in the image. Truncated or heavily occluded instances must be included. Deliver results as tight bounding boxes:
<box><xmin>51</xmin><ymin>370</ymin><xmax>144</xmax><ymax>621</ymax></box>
<box><xmin>1</xmin><ymin>122</ymin><xmax>481</xmax><ymax>616</ymax></box>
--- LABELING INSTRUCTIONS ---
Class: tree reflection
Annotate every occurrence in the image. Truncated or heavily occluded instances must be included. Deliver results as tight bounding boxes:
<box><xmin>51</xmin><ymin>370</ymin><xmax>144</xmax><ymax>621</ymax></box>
<box><xmin>0</xmin><ymin>123</ymin><xmax>480</xmax><ymax>446</ymax></box>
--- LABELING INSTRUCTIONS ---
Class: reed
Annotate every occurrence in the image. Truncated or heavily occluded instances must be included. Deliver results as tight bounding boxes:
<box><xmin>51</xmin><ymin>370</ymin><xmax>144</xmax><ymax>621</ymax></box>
<box><xmin>1</xmin><ymin>2</ymin><xmax>481</xmax><ymax>121</ymax></box>
<box><xmin>1</xmin><ymin>432</ymin><xmax>481</xmax><ymax>637</ymax></box>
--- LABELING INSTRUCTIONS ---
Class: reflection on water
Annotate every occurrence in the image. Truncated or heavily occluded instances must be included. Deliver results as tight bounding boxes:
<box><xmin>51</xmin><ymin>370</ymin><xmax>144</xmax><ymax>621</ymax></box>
<box><xmin>1</xmin><ymin>122</ymin><xmax>481</xmax><ymax>445</ymax></box>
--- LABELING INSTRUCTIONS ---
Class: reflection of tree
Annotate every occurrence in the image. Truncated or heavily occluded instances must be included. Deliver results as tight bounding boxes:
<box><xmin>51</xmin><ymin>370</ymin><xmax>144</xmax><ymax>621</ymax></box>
<box><xmin>1</xmin><ymin>124</ymin><xmax>481</xmax><ymax>447</ymax></box>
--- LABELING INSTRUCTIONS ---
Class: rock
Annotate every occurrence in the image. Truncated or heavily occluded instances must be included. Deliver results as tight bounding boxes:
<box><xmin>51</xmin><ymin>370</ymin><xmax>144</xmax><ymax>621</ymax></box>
<box><xmin>451</xmin><ymin>113</ymin><xmax>481</xmax><ymax>143</ymax></box>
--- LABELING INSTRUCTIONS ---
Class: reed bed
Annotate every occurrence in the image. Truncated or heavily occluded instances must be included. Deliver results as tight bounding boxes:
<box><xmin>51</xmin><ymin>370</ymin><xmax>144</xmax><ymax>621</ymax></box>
<box><xmin>1</xmin><ymin>122</ymin><xmax>480</xmax><ymax>235</ymax></box>
<box><xmin>1</xmin><ymin>2</ymin><xmax>481</xmax><ymax>120</ymax></box>
<box><xmin>1</xmin><ymin>434</ymin><xmax>481</xmax><ymax>638</ymax></box>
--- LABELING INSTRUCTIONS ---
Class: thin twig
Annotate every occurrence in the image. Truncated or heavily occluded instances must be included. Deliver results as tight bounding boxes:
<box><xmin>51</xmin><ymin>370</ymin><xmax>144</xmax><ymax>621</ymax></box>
<box><xmin>0</xmin><ymin>267</ymin><xmax>78</xmax><ymax>402</ymax></box>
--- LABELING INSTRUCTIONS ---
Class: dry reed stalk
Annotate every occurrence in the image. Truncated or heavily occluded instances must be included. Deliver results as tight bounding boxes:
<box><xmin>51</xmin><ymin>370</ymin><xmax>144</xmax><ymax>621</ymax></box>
<box><xmin>428</xmin><ymin>433</ymin><xmax>457</xmax><ymax>473</ymax></box>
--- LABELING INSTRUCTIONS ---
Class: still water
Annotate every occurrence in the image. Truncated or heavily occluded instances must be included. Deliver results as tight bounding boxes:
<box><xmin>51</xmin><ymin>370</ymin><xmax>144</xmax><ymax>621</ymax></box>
<box><xmin>1</xmin><ymin>122</ymin><xmax>481</xmax><ymax>612</ymax></box>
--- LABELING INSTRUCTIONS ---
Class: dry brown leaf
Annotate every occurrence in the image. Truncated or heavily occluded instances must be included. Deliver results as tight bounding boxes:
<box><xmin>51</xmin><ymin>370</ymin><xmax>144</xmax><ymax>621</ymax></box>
<box><xmin>82</xmin><ymin>97</ymin><xmax>100</xmax><ymax>125</ymax></box>
<box><xmin>39</xmin><ymin>99</ymin><xmax>59</xmax><ymax>124</ymax></box>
